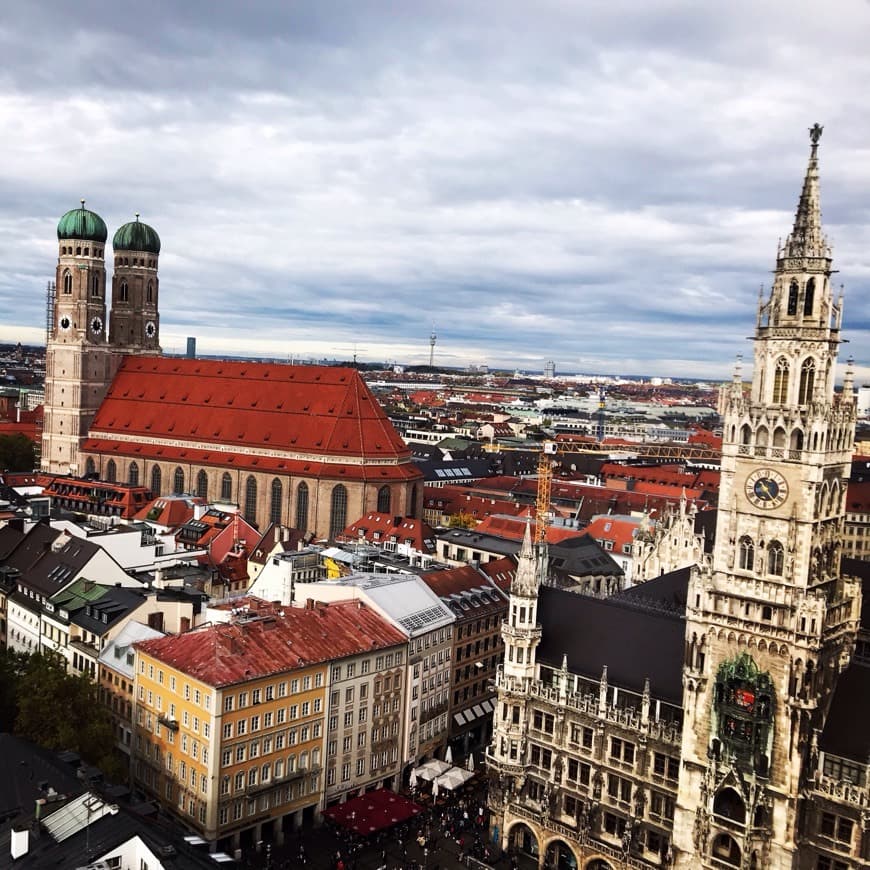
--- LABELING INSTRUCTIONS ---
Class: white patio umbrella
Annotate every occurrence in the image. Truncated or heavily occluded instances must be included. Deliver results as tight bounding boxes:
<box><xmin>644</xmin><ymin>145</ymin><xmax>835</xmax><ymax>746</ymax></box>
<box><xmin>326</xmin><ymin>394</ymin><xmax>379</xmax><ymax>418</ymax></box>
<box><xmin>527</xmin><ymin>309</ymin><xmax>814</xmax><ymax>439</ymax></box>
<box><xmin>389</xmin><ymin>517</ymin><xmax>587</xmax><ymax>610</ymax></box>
<box><xmin>466</xmin><ymin>752</ymin><xmax>475</xmax><ymax>772</ymax></box>
<box><xmin>445</xmin><ymin>745</ymin><xmax>453</xmax><ymax>764</ymax></box>
<box><xmin>409</xmin><ymin>768</ymin><xmax>418</xmax><ymax>789</ymax></box>
<box><xmin>415</xmin><ymin>759</ymin><xmax>451</xmax><ymax>781</ymax></box>
<box><xmin>432</xmin><ymin>776</ymin><xmax>440</xmax><ymax>799</ymax></box>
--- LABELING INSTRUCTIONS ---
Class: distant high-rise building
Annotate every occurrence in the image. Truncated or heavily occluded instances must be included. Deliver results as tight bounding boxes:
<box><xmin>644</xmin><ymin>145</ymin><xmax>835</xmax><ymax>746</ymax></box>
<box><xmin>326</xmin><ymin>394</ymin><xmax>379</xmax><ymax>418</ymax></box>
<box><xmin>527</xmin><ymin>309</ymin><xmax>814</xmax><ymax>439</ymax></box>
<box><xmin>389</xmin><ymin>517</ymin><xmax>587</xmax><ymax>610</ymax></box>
<box><xmin>544</xmin><ymin>360</ymin><xmax>556</xmax><ymax>379</ymax></box>
<box><xmin>186</xmin><ymin>336</ymin><xmax>196</xmax><ymax>359</ymax></box>
<box><xmin>429</xmin><ymin>326</ymin><xmax>437</xmax><ymax>368</ymax></box>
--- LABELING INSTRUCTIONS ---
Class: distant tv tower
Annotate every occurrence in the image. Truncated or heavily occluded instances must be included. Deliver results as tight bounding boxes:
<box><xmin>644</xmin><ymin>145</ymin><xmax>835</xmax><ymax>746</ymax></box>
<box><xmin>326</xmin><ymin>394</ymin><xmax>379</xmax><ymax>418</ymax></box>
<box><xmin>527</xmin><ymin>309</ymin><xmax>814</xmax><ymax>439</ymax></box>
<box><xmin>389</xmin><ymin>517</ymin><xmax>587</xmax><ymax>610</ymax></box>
<box><xmin>429</xmin><ymin>326</ymin><xmax>437</xmax><ymax>368</ymax></box>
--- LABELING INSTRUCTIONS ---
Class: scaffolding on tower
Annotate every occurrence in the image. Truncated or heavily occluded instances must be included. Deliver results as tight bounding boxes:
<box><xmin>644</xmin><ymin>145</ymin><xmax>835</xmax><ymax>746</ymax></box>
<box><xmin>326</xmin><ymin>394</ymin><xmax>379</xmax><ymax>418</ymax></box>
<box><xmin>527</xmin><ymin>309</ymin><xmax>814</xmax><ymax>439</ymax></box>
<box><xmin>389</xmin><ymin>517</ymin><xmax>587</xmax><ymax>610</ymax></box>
<box><xmin>535</xmin><ymin>441</ymin><xmax>558</xmax><ymax>545</ymax></box>
<box><xmin>45</xmin><ymin>280</ymin><xmax>56</xmax><ymax>345</ymax></box>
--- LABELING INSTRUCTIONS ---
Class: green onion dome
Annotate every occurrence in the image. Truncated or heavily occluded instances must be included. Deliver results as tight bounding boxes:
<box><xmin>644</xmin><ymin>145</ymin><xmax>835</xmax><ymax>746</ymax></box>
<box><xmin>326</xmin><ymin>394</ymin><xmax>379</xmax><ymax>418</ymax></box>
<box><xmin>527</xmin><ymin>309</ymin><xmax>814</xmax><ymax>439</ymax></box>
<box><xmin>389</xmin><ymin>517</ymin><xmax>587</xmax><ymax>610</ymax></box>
<box><xmin>113</xmin><ymin>214</ymin><xmax>161</xmax><ymax>254</ymax></box>
<box><xmin>57</xmin><ymin>200</ymin><xmax>108</xmax><ymax>243</ymax></box>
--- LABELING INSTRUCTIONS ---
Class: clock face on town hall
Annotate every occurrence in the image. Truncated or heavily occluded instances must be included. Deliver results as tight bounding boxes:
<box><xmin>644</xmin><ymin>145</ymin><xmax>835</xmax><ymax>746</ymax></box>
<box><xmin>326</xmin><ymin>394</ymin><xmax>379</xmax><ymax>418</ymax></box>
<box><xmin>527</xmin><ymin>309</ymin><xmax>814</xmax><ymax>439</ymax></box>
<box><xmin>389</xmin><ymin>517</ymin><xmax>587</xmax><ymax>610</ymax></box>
<box><xmin>744</xmin><ymin>468</ymin><xmax>789</xmax><ymax>509</ymax></box>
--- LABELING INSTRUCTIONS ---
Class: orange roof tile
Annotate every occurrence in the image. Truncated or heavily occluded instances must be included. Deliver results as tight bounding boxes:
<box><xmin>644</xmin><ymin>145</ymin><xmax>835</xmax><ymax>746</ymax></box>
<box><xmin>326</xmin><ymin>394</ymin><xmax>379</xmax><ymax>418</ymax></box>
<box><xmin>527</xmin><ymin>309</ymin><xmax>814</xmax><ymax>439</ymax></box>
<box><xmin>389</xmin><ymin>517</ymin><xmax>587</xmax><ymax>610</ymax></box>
<box><xmin>87</xmin><ymin>357</ymin><xmax>418</xmax><ymax>473</ymax></box>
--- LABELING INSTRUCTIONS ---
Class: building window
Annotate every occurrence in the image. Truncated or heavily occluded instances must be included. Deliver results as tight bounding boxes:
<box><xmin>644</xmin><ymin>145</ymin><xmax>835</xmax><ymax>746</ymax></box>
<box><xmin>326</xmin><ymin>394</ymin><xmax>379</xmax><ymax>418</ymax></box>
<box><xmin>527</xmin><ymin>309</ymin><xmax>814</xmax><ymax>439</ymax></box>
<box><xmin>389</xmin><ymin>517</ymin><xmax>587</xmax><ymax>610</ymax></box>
<box><xmin>295</xmin><ymin>482</ymin><xmax>309</xmax><ymax>531</ymax></box>
<box><xmin>221</xmin><ymin>472</ymin><xmax>232</xmax><ymax>502</ymax></box>
<box><xmin>787</xmin><ymin>280</ymin><xmax>799</xmax><ymax>315</ymax></box>
<box><xmin>147</xmin><ymin>280</ymin><xmax>154</xmax><ymax>303</ymax></box>
<box><xmin>244</xmin><ymin>476</ymin><xmax>257</xmax><ymax>524</ymax></box>
<box><xmin>270</xmin><ymin>478</ymin><xmax>282</xmax><ymax>525</ymax></box>
<box><xmin>91</xmin><ymin>273</ymin><xmax>100</xmax><ymax>297</ymax></box>
<box><xmin>106</xmin><ymin>459</ymin><xmax>117</xmax><ymax>483</ymax></box>
<box><xmin>128</xmin><ymin>461</ymin><xmax>139</xmax><ymax>487</ymax></box>
<box><xmin>767</xmin><ymin>541</ymin><xmax>784</xmax><ymax>576</ymax></box>
<box><xmin>711</xmin><ymin>833</ymin><xmax>741</xmax><ymax>867</ymax></box>
<box><xmin>195</xmin><ymin>469</ymin><xmax>208</xmax><ymax>499</ymax></box>
<box><xmin>329</xmin><ymin>485</ymin><xmax>348</xmax><ymax>540</ymax></box>
<box><xmin>609</xmin><ymin>737</ymin><xmax>635</xmax><ymax>765</ymax></box>
<box><xmin>120</xmin><ymin>279</ymin><xmax>128</xmax><ymax>303</ymax></box>
<box><xmin>799</xmin><ymin>358</ymin><xmax>816</xmax><ymax>404</ymax></box>
<box><xmin>173</xmin><ymin>467</ymin><xmax>185</xmax><ymax>494</ymax></box>
<box><xmin>823</xmin><ymin>755</ymin><xmax>865</xmax><ymax>786</ymax></box>
<box><xmin>607</xmin><ymin>773</ymin><xmax>632</xmax><ymax>803</ymax></box>
<box><xmin>377</xmin><ymin>485</ymin><xmax>391</xmax><ymax>513</ymax></box>
<box><xmin>820</xmin><ymin>812</ymin><xmax>853</xmax><ymax>845</ymax></box>
<box><xmin>739</xmin><ymin>536</ymin><xmax>754</xmax><ymax>571</ymax></box>
<box><xmin>772</xmin><ymin>358</ymin><xmax>789</xmax><ymax>404</ymax></box>
<box><xmin>63</xmin><ymin>270</ymin><xmax>72</xmax><ymax>293</ymax></box>
<box><xmin>652</xmin><ymin>753</ymin><xmax>679</xmax><ymax>781</ymax></box>
<box><xmin>151</xmin><ymin>465</ymin><xmax>162</xmax><ymax>496</ymax></box>
<box><xmin>804</xmin><ymin>277</ymin><xmax>815</xmax><ymax>316</ymax></box>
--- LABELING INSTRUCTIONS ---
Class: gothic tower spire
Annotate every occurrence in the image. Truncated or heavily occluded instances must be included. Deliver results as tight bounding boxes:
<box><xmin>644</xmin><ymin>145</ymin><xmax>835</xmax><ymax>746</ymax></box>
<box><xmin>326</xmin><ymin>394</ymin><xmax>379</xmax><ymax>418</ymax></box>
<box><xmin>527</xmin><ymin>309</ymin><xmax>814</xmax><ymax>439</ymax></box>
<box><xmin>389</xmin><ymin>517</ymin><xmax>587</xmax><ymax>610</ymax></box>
<box><xmin>782</xmin><ymin>123</ymin><xmax>827</xmax><ymax>261</ymax></box>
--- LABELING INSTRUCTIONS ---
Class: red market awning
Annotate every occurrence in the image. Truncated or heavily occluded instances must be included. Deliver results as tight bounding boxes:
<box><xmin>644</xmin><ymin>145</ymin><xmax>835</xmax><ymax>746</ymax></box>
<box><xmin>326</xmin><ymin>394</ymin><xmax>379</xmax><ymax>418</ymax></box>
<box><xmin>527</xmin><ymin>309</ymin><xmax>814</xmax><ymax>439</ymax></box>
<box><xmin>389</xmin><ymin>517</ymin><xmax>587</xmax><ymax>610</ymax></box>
<box><xmin>323</xmin><ymin>789</ymin><xmax>424</xmax><ymax>836</ymax></box>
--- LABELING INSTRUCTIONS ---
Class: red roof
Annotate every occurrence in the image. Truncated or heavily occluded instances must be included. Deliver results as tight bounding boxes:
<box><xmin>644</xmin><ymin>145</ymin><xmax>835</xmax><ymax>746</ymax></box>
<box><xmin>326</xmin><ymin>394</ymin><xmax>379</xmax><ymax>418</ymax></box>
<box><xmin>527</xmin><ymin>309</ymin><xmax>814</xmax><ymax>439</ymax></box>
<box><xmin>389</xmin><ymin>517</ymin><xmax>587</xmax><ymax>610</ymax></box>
<box><xmin>584</xmin><ymin>515</ymin><xmax>641</xmax><ymax>553</ymax></box>
<box><xmin>473</xmin><ymin>513</ymin><xmax>585</xmax><ymax>544</ymax></box>
<box><xmin>85</xmin><ymin>357</ymin><xmax>419</xmax><ymax>476</ymax></box>
<box><xmin>133</xmin><ymin>495</ymin><xmax>205</xmax><ymax>528</ymax></box>
<box><xmin>479</xmin><ymin>555</ymin><xmax>517</xmax><ymax>592</ymax></box>
<box><xmin>339</xmin><ymin>512</ymin><xmax>436</xmax><ymax>553</ymax></box>
<box><xmin>135</xmin><ymin>598</ymin><xmax>406</xmax><ymax>687</ymax></box>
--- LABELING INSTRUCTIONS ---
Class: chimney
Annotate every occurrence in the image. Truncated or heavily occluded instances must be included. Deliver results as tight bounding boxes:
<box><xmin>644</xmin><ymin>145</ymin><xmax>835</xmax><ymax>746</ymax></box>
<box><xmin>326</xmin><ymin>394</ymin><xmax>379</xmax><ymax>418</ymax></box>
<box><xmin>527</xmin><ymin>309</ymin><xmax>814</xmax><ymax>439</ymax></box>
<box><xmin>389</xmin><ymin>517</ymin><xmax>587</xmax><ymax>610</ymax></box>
<box><xmin>305</xmin><ymin>598</ymin><xmax>315</xmax><ymax>610</ymax></box>
<box><xmin>11</xmin><ymin>826</ymin><xmax>29</xmax><ymax>859</ymax></box>
<box><xmin>154</xmin><ymin>567</ymin><xmax>165</xmax><ymax>589</ymax></box>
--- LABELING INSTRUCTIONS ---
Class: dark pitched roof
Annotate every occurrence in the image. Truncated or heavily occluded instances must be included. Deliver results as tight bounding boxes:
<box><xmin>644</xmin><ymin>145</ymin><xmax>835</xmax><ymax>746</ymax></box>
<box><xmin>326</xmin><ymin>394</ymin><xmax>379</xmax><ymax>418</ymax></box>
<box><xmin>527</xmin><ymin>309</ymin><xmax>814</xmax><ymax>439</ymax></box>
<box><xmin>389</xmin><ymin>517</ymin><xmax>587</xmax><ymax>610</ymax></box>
<box><xmin>616</xmin><ymin>567</ymin><xmax>691</xmax><ymax>615</ymax></box>
<box><xmin>818</xmin><ymin>663</ymin><xmax>870</xmax><ymax>763</ymax></box>
<box><xmin>548</xmin><ymin>535</ymin><xmax>623</xmax><ymax>579</ymax></box>
<box><xmin>70</xmin><ymin>585</ymin><xmax>145</xmax><ymax>635</ymax></box>
<box><xmin>0</xmin><ymin>524</ymin><xmax>25</xmax><ymax>561</ymax></box>
<box><xmin>537</xmin><ymin>585</ymin><xmax>685</xmax><ymax>705</ymax></box>
<box><xmin>19</xmin><ymin>534</ymin><xmax>103</xmax><ymax>597</ymax></box>
<box><xmin>2</xmin><ymin>522</ymin><xmax>61</xmax><ymax>575</ymax></box>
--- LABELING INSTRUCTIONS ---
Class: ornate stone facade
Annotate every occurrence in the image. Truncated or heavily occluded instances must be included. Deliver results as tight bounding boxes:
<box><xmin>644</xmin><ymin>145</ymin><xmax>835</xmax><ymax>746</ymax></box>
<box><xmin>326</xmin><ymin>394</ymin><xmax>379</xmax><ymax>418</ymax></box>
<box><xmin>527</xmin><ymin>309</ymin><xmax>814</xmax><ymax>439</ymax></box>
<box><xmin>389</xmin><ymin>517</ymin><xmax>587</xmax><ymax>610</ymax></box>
<box><xmin>486</xmin><ymin>130</ymin><xmax>868</xmax><ymax>870</ymax></box>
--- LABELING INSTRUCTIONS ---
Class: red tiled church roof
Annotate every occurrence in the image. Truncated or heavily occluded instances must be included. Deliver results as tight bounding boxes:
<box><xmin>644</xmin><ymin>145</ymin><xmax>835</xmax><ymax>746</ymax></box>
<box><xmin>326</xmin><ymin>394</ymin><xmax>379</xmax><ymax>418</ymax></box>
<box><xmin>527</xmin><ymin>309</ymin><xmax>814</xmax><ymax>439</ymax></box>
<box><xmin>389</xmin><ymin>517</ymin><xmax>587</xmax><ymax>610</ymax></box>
<box><xmin>85</xmin><ymin>357</ymin><xmax>414</xmax><ymax>469</ymax></box>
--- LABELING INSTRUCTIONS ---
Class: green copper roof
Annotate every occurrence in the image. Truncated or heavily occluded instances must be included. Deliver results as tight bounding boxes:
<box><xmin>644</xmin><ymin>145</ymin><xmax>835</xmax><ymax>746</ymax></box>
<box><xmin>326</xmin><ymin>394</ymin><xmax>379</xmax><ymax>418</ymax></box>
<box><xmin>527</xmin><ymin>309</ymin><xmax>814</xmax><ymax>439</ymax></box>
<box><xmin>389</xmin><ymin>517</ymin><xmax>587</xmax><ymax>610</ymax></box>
<box><xmin>57</xmin><ymin>201</ymin><xmax>108</xmax><ymax>243</ymax></box>
<box><xmin>113</xmin><ymin>215</ymin><xmax>161</xmax><ymax>254</ymax></box>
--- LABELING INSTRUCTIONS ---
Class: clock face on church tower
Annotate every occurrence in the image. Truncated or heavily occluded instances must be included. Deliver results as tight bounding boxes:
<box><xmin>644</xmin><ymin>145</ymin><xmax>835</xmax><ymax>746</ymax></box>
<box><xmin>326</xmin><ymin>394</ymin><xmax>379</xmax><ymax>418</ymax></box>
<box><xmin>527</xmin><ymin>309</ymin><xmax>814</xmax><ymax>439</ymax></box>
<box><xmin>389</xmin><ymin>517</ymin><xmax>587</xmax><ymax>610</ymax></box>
<box><xmin>745</xmin><ymin>468</ymin><xmax>789</xmax><ymax>510</ymax></box>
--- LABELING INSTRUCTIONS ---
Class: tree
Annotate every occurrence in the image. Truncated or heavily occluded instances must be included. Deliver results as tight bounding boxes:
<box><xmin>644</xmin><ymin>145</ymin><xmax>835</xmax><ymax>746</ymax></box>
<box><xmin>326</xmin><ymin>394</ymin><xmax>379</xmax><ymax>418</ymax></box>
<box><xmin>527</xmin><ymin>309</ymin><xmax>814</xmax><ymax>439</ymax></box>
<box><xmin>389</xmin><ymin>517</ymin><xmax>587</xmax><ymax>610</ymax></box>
<box><xmin>14</xmin><ymin>651</ymin><xmax>123</xmax><ymax>780</ymax></box>
<box><xmin>448</xmin><ymin>510</ymin><xmax>476</xmax><ymax>529</ymax></box>
<box><xmin>0</xmin><ymin>433</ymin><xmax>36</xmax><ymax>471</ymax></box>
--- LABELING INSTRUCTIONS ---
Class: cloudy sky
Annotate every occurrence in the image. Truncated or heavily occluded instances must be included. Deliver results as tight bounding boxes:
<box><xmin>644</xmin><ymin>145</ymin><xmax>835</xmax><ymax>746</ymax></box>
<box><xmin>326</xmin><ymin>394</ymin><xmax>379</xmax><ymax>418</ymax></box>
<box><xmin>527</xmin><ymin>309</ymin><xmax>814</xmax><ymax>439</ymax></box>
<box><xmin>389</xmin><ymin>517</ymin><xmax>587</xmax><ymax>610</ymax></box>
<box><xmin>2</xmin><ymin>1</ymin><xmax>870</xmax><ymax>379</ymax></box>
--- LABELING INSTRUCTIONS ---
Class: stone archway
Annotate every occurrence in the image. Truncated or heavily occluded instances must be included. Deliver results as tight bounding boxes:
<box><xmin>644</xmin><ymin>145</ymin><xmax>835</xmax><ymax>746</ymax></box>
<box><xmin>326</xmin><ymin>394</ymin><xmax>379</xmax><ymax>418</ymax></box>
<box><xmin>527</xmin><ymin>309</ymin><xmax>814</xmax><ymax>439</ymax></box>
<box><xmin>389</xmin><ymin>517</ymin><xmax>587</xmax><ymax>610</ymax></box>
<box><xmin>584</xmin><ymin>859</ymin><xmax>614</xmax><ymax>870</ymax></box>
<box><xmin>544</xmin><ymin>837</ymin><xmax>579</xmax><ymax>870</ymax></box>
<box><xmin>507</xmin><ymin>821</ymin><xmax>540</xmax><ymax>860</ymax></box>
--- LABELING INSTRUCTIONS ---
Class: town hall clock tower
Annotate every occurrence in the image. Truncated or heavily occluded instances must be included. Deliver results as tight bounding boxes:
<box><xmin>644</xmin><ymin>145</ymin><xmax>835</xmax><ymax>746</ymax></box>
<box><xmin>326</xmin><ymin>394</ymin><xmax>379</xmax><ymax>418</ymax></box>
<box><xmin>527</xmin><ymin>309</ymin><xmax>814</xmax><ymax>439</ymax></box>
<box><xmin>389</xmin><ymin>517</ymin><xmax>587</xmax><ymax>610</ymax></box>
<box><xmin>672</xmin><ymin>127</ymin><xmax>862</xmax><ymax>869</ymax></box>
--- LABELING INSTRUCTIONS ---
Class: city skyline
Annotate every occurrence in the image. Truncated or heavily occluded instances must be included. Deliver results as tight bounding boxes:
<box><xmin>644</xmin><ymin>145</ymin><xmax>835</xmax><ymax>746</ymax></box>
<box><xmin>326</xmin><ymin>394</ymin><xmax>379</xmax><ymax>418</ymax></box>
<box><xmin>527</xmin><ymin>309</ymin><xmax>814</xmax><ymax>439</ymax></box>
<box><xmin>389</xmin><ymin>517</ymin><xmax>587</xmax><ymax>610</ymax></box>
<box><xmin>2</xmin><ymin>1</ymin><xmax>870</xmax><ymax>379</ymax></box>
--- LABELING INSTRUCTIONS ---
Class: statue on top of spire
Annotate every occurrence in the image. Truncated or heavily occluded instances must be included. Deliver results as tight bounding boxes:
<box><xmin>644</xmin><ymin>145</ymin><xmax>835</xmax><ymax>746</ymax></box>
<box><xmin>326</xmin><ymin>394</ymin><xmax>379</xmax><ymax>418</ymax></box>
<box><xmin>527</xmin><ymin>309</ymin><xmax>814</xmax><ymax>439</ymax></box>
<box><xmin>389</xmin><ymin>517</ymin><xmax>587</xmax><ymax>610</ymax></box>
<box><xmin>809</xmin><ymin>123</ymin><xmax>823</xmax><ymax>146</ymax></box>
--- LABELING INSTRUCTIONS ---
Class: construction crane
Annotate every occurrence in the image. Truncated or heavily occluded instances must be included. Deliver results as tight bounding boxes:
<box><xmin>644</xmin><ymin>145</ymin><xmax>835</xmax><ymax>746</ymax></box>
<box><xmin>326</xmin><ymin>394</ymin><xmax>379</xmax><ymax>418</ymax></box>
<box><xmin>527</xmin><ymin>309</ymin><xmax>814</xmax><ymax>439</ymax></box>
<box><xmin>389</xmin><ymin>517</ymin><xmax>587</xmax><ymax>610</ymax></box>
<box><xmin>534</xmin><ymin>441</ymin><xmax>558</xmax><ymax>545</ymax></box>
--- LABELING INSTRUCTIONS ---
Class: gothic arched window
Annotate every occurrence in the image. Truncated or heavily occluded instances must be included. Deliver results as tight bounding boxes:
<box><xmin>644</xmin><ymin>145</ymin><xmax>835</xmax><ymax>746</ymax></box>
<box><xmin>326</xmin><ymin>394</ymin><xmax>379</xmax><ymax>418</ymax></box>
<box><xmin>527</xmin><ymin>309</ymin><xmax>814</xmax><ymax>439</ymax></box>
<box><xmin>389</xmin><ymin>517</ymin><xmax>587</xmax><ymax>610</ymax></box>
<box><xmin>270</xmin><ymin>478</ymin><xmax>283</xmax><ymax>525</ymax></box>
<box><xmin>150</xmin><ymin>465</ymin><xmax>162</xmax><ymax>496</ymax></box>
<box><xmin>377</xmin><ymin>485</ymin><xmax>391</xmax><ymax>514</ymax></box>
<box><xmin>772</xmin><ymin>358</ymin><xmax>789</xmax><ymax>404</ymax></box>
<box><xmin>712</xmin><ymin>833</ymin><xmax>741</xmax><ymax>868</ymax></box>
<box><xmin>767</xmin><ymin>541</ymin><xmax>784</xmax><ymax>576</ymax></box>
<box><xmin>91</xmin><ymin>273</ymin><xmax>100</xmax><ymax>297</ymax></box>
<box><xmin>787</xmin><ymin>280</ymin><xmax>798</xmax><ymax>315</ymax></box>
<box><xmin>803</xmin><ymin>277</ymin><xmax>815</xmax><ymax>316</ymax></box>
<box><xmin>85</xmin><ymin>457</ymin><xmax>96</xmax><ymax>477</ymax></box>
<box><xmin>173</xmin><ymin>466</ymin><xmax>185</xmax><ymax>494</ymax></box>
<box><xmin>220</xmin><ymin>472</ymin><xmax>232</xmax><ymax>502</ymax></box>
<box><xmin>128</xmin><ymin>461</ymin><xmax>139</xmax><ymax>487</ymax></box>
<box><xmin>739</xmin><ymin>536</ymin><xmax>754</xmax><ymax>571</ymax></box>
<box><xmin>244</xmin><ymin>476</ymin><xmax>257</xmax><ymax>524</ymax></box>
<box><xmin>329</xmin><ymin>484</ymin><xmax>348</xmax><ymax>540</ymax></box>
<box><xmin>196</xmin><ymin>470</ymin><xmax>208</xmax><ymax>499</ymax></box>
<box><xmin>147</xmin><ymin>281</ymin><xmax>154</xmax><ymax>303</ymax></box>
<box><xmin>798</xmin><ymin>358</ymin><xmax>815</xmax><ymax>405</ymax></box>
<box><xmin>295</xmin><ymin>482</ymin><xmax>309</xmax><ymax>532</ymax></box>
<box><xmin>106</xmin><ymin>459</ymin><xmax>117</xmax><ymax>483</ymax></box>
<box><xmin>120</xmin><ymin>279</ymin><xmax>129</xmax><ymax>303</ymax></box>
<box><xmin>409</xmin><ymin>483</ymin><xmax>419</xmax><ymax>517</ymax></box>
<box><xmin>63</xmin><ymin>270</ymin><xmax>72</xmax><ymax>294</ymax></box>
<box><xmin>713</xmin><ymin>788</ymin><xmax>746</xmax><ymax>824</ymax></box>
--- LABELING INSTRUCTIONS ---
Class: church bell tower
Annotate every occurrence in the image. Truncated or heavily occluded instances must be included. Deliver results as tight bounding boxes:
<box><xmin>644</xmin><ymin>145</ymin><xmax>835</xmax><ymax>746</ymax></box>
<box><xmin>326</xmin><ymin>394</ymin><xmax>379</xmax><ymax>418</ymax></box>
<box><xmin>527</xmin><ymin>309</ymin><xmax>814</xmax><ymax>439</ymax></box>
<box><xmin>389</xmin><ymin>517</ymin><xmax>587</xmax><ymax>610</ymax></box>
<box><xmin>672</xmin><ymin>127</ymin><xmax>862</xmax><ymax>868</ymax></box>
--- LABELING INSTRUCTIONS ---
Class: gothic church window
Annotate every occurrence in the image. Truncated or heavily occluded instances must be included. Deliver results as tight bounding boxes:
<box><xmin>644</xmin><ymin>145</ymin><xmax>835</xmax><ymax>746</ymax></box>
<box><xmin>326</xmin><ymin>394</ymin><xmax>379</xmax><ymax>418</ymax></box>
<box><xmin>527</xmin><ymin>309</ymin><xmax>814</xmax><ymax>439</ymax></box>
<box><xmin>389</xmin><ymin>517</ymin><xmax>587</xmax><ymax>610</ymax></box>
<box><xmin>173</xmin><ymin>467</ymin><xmax>184</xmax><ymax>494</ymax></box>
<box><xmin>196</xmin><ymin>470</ymin><xmax>208</xmax><ymax>499</ymax></box>
<box><xmin>329</xmin><ymin>484</ymin><xmax>348</xmax><ymax>540</ymax></box>
<box><xmin>803</xmin><ymin>277</ymin><xmax>815</xmax><ymax>315</ymax></box>
<box><xmin>63</xmin><ymin>270</ymin><xmax>72</xmax><ymax>294</ymax></box>
<box><xmin>295</xmin><ymin>482</ymin><xmax>309</xmax><ymax>532</ymax></box>
<box><xmin>91</xmin><ymin>274</ymin><xmax>100</xmax><ymax>296</ymax></box>
<box><xmin>712</xmin><ymin>833</ymin><xmax>741</xmax><ymax>867</ymax></box>
<box><xmin>739</xmin><ymin>536</ymin><xmax>754</xmax><ymax>571</ymax></box>
<box><xmin>147</xmin><ymin>281</ymin><xmax>154</xmax><ymax>303</ymax></box>
<box><xmin>377</xmin><ymin>485</ymin><xmax>391</xmax><ymax>513</ymax></box>
<box><xmin>221</xmin><ymin>472</ymin><xmax>232</xmax><ymax>501</ymax></box>
<box><xmin>244</xmin><ymin>476</ymin><xmax>257</xmax><ymax>524</ymax></box>
<box><xmin>120</xmin><ymin>280</ymin><xmax>129</xmax><ymax>303</ymax></box>
<box><xmin>713</xmin><ymin>788</ymin><xmax>746</xmax><ymax>824</ymax></box>
<box><xmin>270</xmin><ymin>478</ymin><xmax>282</xmax><ymax>525</ymax></box>
<box><xmin>128</xmin><ymin>461</ymin><xmax>139</xmax><ymax>487</ymax></box>
<box><xmin>787</xmin><ymin>280</ymin><xmax>798</xmax><ymax>315</ymax></box>
<box><xmin>106</xmin><ymin>459</ymin><xmax>117</xmax><ymax>483</ymax></box>
<box><xmin>151</xmin><ymin>465</ymin><xmax>162</xmax><ymax>496</ymax></box>
<box><xmin>767</xmin><ymin>541</ymin><xmax>784</xmax><ymax>576</ymax></box>
<box><xmin>799</xmin><ymin>358</ymin><xmax>815</xmax><ymax>404</ymax></box>
<box><xmin>85</xmin><ymin>457</ymin><xmax>96</xmax><ymax>476</ymax></box>
<box><xmin>772</xmin><ymin>358</ymin><xmax>789</xmax><ymax>404</ymax></box>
